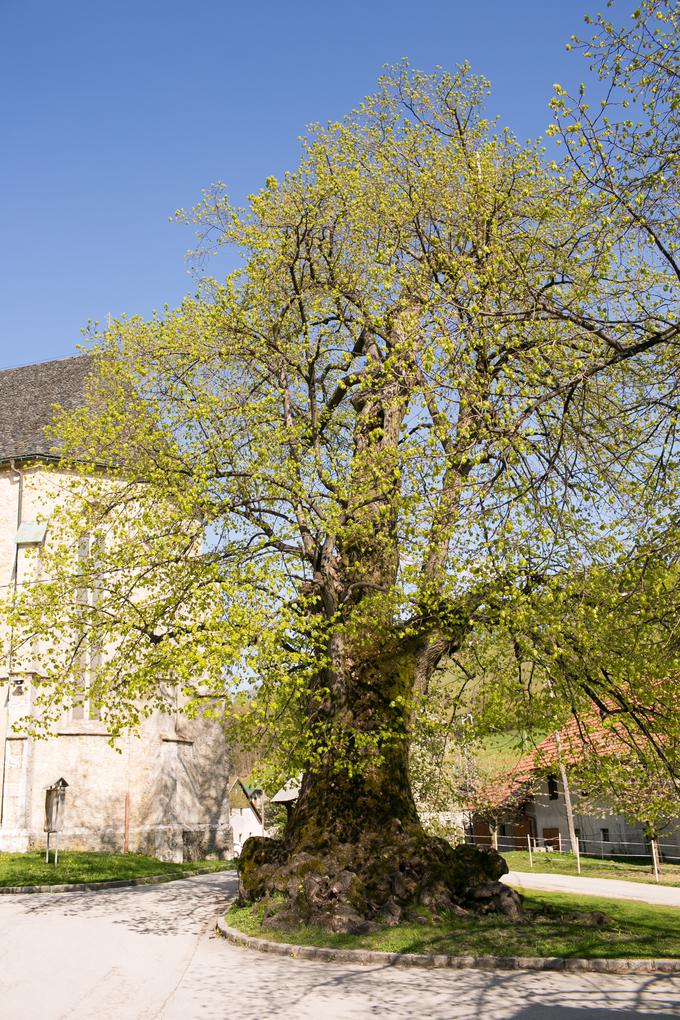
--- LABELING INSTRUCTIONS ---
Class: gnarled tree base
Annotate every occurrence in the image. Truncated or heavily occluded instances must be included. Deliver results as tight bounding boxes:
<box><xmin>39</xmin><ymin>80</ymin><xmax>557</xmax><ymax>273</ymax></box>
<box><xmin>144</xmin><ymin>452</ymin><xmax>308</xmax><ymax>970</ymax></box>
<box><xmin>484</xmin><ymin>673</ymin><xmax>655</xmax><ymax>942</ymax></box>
<box><xmin>238</xmin><ymin>825</ymin><xmax>521</xmax><ymax>934</ymax></box>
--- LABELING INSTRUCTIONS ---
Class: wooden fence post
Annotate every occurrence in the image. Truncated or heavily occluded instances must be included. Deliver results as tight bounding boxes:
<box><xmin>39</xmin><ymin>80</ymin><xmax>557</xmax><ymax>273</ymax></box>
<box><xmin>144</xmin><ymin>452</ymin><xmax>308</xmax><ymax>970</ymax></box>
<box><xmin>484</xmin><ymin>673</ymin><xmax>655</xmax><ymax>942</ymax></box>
<box><xmin>651</xmin><ymin>838</ymin><xmax>661</xmax><ymax>883</ymax></box>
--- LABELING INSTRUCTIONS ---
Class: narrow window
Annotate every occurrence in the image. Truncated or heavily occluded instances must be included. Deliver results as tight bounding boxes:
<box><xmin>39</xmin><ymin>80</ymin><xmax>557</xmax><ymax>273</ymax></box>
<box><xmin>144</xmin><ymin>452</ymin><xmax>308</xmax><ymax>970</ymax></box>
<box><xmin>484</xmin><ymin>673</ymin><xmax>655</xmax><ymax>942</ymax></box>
<box><xmin>547</xmin><ymin>775</ymin><xmax>559</xmax><ymax>800</ymax></box>
<box><xmin>71</xmin><ymin>532</ymin><xmax>102</xmax><ymax>721</ymax></box>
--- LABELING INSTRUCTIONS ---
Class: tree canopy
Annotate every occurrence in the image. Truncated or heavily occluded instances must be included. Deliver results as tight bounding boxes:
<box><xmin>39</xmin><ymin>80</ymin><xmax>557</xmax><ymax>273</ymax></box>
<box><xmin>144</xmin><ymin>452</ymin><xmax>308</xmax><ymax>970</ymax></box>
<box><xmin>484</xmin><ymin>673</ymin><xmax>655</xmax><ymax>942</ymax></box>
<box><xmin>4</xmin><ymin>1</ymin><xmax>678</xmax><ymax>927</ymax></box>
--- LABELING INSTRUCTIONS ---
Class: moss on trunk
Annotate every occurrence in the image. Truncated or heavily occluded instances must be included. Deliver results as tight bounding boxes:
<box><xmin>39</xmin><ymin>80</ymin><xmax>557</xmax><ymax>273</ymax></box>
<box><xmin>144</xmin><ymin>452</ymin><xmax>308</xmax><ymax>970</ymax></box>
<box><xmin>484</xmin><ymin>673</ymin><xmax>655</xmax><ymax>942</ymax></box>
<box><xmin>287</xmin><ymin>740</ymin><xmax>419</xmax><ymax>850</ymax></box>
<box><xmin>237</xmin><ymin>644</ymin><xmax>520</xmax><ymax>933</ymax></box>
<box><xmin>238</xmin><ymin>824</ymin><xmax>514</xmax><ymax>933</ymax></box>
<box><xmin>238</xmin><ymin>718</ymin><xmax>516</xmax><ymax>933</ymax></box>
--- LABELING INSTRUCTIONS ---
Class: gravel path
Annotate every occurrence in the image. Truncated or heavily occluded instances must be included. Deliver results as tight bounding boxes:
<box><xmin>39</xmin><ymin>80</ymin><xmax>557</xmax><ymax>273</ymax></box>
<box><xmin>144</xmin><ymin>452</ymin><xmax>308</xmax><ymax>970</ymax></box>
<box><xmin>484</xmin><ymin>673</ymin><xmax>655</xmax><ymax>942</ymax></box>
<box><xmin>0</xmin><ymin>871</ymin><xmax>678</xmax><ymax>1019</ymax></box>
<box><xmin>504</xmin><ymin>871</ymin><xmax>680</xmax><ymax>907</ymax></box>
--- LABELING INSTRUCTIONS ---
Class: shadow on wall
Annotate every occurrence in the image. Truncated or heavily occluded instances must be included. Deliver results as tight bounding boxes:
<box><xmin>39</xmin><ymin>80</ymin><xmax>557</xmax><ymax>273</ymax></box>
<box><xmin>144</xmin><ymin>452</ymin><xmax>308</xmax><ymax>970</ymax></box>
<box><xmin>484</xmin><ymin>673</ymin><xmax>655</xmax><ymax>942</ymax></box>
<box><xmin>23</xmin><ymin>712</ymin><xmax>233</xmax><ymax>862</ymax></box>
<box><xmin>175</xmin><ymin>718</ymin><xmax>233</xmax><ymax>861</ymax></box>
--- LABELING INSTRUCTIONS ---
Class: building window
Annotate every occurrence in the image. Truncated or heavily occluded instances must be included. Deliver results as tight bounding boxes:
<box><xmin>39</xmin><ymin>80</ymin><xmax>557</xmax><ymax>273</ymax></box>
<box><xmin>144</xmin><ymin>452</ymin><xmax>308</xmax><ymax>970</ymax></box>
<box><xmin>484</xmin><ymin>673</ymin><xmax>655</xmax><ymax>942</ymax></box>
<box><xmin>71</xmin><ymin>532</ymin><xmax>102</xmax><ymax>722</ymax></box>
<box><xmin>547</xmin><ymin>775</ymin><xmax>559</xmax><ymax>800</ymax></box>
<box><xmin>16</xmin><ymin>521</ymin><xmax>48</xmax><ymax>545</ymax></box>
<box><xmin>601</xmin><ymin>827</ymin><xmax>609</xmax><ymax>843</ymax></box>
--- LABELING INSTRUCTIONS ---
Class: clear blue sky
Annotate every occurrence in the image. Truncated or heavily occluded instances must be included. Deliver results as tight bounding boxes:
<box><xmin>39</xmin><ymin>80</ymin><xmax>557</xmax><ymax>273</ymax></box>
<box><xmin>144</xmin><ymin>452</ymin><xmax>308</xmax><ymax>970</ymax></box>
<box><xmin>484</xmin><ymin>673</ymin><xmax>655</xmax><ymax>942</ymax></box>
<box><xmin>0</xmin><ymin>0</ymin><xmax>631</xmax><ymax>370</ymax></box>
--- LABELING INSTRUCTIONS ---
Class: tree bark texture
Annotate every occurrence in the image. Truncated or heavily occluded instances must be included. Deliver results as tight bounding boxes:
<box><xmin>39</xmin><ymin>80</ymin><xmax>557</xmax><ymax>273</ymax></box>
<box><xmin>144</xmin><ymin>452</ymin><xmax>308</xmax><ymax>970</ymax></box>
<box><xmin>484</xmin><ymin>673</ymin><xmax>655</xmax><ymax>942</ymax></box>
<box><xmin>238</xmin><ymin>651</ymin><xmax>519</xmax><ymax>932</ymax></box>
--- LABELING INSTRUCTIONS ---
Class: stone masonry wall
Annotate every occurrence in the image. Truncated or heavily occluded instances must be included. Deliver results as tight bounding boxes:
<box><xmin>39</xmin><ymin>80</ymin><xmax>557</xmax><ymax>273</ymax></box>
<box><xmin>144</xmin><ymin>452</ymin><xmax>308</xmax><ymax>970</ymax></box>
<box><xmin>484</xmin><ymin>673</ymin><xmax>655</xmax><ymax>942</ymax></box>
<box><xmin>0</xmin><ymin>465</ymin><xmax>233</xmax><ymax>861</ymax></box>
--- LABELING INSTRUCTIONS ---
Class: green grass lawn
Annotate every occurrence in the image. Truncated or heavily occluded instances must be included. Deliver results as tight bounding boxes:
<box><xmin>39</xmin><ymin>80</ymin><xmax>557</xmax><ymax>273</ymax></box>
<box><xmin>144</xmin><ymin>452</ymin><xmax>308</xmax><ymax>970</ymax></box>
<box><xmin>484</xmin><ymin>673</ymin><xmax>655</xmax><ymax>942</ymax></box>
<box><xmin>0</xmin><ymin>851</ymin><xmax>236</xmax><ymax>888</ymax></box>
<box><xmin>502</xmin><ymin>850</ymin><xmax>680</xmax><ymax>887</ymax></box>
<box><xmin>474</xmin><ymin>731</ymin><xmax>545</xmax><ymax>774</ymax></box>
<box><xmin>226</xmin><ymin>890</ymin><xmax>680</xmax><ymax>959</ymax></box>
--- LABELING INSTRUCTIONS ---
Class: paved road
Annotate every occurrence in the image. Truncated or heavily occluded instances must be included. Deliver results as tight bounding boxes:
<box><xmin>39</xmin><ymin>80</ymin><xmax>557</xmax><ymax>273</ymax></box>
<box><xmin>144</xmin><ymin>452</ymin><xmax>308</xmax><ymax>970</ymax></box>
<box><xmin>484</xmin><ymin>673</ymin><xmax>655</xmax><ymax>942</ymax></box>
<box><xmin>0</xmin><ymin>871</ymin><xmax>678</xmax><ymax>1019</ymax></box>
<box><xmin>504</xmin><ymin>871</ymin><xmax>680</xmax><ymax>907</ymax></box>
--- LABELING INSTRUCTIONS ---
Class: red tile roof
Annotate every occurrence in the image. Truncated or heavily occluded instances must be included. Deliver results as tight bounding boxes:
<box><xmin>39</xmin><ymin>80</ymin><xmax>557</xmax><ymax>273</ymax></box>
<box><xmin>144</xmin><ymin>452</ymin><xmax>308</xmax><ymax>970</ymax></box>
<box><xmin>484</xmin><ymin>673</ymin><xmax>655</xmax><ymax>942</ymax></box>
<box><xmin>477</xmin><ymin>681</ymin><xmax>675</xmax><ymax>811</ymax></box>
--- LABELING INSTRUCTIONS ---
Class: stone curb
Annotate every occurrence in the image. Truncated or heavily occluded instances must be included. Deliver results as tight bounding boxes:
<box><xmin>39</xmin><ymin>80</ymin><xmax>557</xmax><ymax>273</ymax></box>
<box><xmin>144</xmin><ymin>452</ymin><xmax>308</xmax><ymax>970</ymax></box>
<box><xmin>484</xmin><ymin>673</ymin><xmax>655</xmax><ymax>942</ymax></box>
<box><xmin>0</xmin><ymin>868</ymin><xmax>233</xmax><ymax>895</ymax></box>
<box><xmin>216</xmin><ymin>916</ymin><xmax>680</xmax><ymax>974</ymax></box>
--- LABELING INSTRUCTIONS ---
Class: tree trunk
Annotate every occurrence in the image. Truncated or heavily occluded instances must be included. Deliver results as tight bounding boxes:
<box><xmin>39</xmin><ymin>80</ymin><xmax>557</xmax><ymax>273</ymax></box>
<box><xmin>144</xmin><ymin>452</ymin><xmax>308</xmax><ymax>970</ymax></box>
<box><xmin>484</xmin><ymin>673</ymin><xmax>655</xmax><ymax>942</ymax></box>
<box><xmin>287</xmin><ymin>650</ymin><xmax>420</xmax><ymax>846</ymax></box>
<box><xmin>555</xmin><ymin>732</ymin><xmax>579</xmax><ymax>855</ymax></box>
<box><xmin>236</xmin><ymin>369</ymin><xmax>519</xmax><ymax>930</ymax></box>
<box><xmin>287</xmin><ymin>732</ymin><xmax>420</xmax><ymax>850</ymax></box>
<box><xmin>238</xmin><ymin>649</ymin><xmax>515</xmax><ymax>932</ymax></box>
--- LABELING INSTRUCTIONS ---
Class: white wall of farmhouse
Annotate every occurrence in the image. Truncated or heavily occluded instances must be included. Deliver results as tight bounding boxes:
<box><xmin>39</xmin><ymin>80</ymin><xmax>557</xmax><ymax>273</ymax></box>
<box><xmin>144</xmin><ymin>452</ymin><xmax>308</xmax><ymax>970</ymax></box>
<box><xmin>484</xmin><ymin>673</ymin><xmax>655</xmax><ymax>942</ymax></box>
<box><xmin>505</xmin><ymin>775</ymin><xmax>680</xmax><ymax>861</ymax></box>
<box><xmin>0</xmin><ymin>462</ymin><xmax>233</xmax><ymax>862</ymax></box>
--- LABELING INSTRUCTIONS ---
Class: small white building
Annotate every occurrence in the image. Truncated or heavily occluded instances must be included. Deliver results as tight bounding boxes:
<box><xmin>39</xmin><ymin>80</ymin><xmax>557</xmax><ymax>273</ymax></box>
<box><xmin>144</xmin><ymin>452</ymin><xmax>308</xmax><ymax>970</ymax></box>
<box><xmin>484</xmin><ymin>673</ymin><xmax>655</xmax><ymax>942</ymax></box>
<box><xmin>229</xmin><ymin>778</ymin><xmax>264</xmax><ymax>855</ymax></box>
<box><xmin>471</xmin><ymin>723</ymin><xmax>680</xmax><ymax>862</ymax></box>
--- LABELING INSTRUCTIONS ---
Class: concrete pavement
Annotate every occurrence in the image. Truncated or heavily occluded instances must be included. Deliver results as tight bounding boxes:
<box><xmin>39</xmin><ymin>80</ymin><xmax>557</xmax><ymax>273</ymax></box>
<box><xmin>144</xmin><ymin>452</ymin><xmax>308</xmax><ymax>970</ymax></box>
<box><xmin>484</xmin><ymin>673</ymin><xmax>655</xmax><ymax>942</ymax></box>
<box><xmin>504</xmin><ymin>871</ymin><xmax>680</xmax><ymax>907</ymax></box>
<box><xmin>0</xmin><ymin>871</ymin><xmax>677</xmax><ymax>1019</ymax></box>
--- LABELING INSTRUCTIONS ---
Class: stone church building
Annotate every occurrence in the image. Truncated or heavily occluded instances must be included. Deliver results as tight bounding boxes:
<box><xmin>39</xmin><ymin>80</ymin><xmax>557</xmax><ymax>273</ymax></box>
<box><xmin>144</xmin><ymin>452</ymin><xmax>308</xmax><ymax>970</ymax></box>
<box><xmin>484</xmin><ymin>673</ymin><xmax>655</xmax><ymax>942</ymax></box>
<box><xmin>0</xmin><ymin>355</ymin><xmax>233</xmax><ymax>861</ymax></box>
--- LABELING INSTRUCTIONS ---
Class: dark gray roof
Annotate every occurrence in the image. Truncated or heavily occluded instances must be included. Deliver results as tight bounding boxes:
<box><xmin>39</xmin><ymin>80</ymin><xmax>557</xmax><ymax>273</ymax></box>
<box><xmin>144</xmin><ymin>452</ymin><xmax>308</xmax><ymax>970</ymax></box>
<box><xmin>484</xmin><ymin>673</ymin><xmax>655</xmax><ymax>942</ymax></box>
<box><xmin>0</xmin><ymin>355</ymin><xmax>93</xmax><ymax>464</ymax></box>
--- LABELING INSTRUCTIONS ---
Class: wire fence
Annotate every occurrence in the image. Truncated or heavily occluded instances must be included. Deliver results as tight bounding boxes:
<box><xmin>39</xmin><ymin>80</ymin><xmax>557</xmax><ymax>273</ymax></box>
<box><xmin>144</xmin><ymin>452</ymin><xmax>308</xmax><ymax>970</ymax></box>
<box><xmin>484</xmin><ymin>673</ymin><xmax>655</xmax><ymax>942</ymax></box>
<box><xmin>463</xmin><ymin>830</ymin><xmax>680</xmax><ymax>869</ymax></box>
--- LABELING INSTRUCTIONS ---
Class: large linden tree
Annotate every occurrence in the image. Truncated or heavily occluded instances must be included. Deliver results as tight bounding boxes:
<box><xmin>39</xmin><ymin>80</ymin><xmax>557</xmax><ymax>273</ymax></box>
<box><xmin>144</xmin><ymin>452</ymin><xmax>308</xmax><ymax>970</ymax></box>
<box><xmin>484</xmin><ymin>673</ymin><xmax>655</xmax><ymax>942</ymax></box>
<box><xmin>7</xmin><ymin>3</ymin><xmax>678</xmax><ymax>929</ymax></box>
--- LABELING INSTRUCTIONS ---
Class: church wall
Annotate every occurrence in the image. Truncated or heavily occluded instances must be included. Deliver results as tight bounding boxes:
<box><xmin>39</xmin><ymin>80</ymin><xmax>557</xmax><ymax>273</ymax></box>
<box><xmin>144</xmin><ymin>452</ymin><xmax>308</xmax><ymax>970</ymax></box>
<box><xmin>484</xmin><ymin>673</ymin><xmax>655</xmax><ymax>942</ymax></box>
<box><xmin>0</xmin><ymin>463</ymin><xmax>233</xmax><ymax>861</ymax></box>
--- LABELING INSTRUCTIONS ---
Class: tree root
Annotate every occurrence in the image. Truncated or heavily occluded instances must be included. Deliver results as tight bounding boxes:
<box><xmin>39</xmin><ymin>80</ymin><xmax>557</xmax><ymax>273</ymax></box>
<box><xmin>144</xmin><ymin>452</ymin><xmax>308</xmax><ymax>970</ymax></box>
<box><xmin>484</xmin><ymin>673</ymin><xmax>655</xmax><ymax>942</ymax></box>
<box><xmin>237</xmin><ymin>823</ymin><xmax>522</xmax><ymax>934</ymax></box>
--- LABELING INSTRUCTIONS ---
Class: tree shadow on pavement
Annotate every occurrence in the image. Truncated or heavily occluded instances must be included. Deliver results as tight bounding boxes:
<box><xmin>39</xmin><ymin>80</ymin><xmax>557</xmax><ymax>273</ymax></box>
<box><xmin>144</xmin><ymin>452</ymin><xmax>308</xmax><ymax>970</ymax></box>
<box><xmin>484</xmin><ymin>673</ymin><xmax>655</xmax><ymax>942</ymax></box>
<box><xmin>16</xmin><ymin>871</ymin><xmax>238</xmax><ymax>937</ymax></box>
<box><xmin>7</xmin><ymin>878</ymin><xmax>680</xmax><ymax>1019</ymax></box>
<box><xmin>163</xmin><ymin>942</ymin><xmax>680</xmax><ymax>1020</ymax></box>
<box><xmin>510</xmin><ymin>1008</ymin><xmax>678</xmax><ymax>1019</ymax></box>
